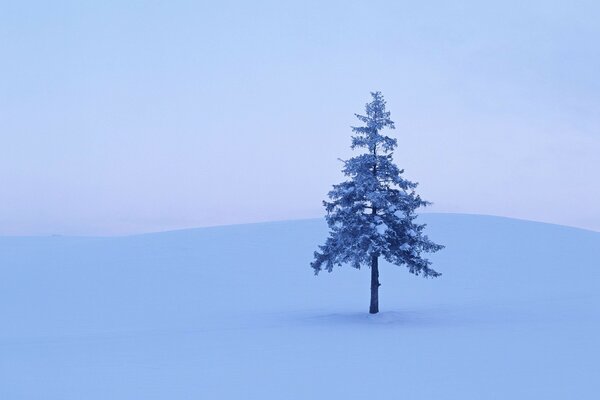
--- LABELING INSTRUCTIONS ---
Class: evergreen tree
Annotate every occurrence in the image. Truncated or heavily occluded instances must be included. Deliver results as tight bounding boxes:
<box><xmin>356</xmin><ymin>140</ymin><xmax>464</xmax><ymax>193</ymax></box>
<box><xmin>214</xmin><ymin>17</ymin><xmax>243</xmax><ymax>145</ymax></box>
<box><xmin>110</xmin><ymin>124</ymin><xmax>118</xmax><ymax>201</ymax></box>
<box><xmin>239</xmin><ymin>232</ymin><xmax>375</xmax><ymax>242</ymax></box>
<box><xmin>311</xmin><ymin>92</ymin><xmax>444</xmax><ymax>314</ymax></box>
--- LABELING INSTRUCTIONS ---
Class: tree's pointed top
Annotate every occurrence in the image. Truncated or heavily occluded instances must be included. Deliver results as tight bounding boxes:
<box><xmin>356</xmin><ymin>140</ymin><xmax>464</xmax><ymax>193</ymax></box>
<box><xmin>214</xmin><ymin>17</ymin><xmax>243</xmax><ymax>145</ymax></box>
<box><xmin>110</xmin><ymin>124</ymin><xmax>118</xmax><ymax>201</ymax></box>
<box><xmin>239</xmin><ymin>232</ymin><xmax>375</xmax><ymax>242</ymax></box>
<box><xmin>354</xmin><ymin>91</ymin><xmax>395</xmax><ymax>131</ymax></box>
<box><xmin>351</xmin><ymin>92</ymin><xmax>396</xmax><ymax>150</ymax></box>
<box><xmin>370</xmin><ymin>91</ymin><xmax>384</xmax><ymax>100</ymax></box>
<box><xmin>366</xmin><ymin>91</ymin><xmax>385</xmax><ymax>112</ymax></box>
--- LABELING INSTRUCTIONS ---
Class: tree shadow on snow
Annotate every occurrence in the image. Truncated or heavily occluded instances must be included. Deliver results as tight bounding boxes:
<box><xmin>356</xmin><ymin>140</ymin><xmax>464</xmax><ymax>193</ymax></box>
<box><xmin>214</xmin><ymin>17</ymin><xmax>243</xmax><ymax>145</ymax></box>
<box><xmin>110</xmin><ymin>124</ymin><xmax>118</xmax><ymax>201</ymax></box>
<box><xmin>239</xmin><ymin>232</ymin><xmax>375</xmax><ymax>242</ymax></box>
<box><xmin>295</xmin><ymin>303</ymin><xmax>551</xmax><ymax>329</ymax></box>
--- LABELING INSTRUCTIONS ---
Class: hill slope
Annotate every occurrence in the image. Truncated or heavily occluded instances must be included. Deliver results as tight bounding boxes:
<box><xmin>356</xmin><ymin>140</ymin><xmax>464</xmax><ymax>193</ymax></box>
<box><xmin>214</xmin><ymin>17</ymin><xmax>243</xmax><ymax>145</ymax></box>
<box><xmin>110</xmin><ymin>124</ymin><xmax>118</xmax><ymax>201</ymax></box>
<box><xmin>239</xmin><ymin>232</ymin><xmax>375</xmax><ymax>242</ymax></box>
<box><xmin>1</xmin><ymin>214</ymin><xmax>599</xmax><ymax>399</ymax></box>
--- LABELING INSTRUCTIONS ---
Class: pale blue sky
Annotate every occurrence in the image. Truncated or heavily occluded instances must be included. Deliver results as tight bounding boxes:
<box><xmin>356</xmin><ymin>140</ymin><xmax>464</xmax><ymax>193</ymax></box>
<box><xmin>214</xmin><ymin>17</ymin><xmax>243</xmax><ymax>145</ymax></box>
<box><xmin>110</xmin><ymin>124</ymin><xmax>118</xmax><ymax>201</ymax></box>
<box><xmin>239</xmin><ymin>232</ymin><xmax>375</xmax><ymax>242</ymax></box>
<box><xmin>1</xmin><ymin>0</ymin><xmax>599</xmax><ymax>235</ymax></box>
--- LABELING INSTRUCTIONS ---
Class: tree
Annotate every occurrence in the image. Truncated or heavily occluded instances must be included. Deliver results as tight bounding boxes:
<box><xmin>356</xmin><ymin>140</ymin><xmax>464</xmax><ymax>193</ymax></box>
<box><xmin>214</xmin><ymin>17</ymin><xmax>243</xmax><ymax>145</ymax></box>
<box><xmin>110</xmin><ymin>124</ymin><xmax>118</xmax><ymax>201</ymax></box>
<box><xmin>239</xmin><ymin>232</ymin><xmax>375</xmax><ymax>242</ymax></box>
<box><xmin>311</xmin><ymin>92</ymin><xmax>444</xmax><ymax>314</ymax></box>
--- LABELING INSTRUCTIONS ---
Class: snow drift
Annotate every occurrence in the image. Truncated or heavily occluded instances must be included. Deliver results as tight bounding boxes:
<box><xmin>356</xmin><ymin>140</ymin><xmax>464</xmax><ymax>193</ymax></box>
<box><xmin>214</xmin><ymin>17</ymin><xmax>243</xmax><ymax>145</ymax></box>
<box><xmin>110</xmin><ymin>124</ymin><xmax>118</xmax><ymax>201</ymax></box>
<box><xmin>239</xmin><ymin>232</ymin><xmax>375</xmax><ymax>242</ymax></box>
<box><xmin>1</xmin><ymin>213</ymin><xmax>599</xmax><ymax>399</ymax></box>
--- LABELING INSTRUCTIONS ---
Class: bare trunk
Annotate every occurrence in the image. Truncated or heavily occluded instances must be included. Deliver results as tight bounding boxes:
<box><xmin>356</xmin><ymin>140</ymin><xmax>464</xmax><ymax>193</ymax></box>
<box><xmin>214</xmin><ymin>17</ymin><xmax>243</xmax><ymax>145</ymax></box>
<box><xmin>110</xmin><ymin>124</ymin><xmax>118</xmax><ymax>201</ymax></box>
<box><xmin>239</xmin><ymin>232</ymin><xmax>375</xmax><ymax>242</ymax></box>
<box><xmin>370</xmin><ymin>255</ymin><xmax>380</xmax><ymax>314</ymax></box>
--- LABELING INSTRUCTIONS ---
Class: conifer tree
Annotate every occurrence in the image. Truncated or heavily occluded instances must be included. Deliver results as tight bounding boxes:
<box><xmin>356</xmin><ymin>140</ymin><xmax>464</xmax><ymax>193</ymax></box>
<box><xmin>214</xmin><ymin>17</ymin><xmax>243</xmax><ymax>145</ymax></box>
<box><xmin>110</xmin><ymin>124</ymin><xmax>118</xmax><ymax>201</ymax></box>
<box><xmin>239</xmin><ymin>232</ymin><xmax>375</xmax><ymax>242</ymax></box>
<box><xmin>311</xmin><ymin>92</ymin><xmax>444</xmax><ymax>314</ymax></box>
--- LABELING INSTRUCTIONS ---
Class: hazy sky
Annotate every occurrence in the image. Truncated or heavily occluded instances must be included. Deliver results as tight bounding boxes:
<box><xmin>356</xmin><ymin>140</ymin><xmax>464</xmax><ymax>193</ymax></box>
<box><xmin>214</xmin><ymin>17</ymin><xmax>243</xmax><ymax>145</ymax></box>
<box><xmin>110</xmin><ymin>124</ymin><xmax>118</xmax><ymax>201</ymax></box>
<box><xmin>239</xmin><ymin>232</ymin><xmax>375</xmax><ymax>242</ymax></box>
<box><xmin>1</xmin><ymin>0</ymin><xmax>599</xmax><ymax>235</ymax></box>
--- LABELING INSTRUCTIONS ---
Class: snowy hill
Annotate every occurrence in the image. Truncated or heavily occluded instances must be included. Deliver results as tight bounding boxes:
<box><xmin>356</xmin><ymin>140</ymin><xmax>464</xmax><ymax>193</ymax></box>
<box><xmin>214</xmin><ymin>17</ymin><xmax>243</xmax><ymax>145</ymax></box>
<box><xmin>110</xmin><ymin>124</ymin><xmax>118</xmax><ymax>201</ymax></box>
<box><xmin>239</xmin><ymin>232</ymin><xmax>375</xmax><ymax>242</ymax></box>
<box><xmin>2</xmin><ymin>213</ymin><xmax>599</xmax><ymax>399</ymax></box>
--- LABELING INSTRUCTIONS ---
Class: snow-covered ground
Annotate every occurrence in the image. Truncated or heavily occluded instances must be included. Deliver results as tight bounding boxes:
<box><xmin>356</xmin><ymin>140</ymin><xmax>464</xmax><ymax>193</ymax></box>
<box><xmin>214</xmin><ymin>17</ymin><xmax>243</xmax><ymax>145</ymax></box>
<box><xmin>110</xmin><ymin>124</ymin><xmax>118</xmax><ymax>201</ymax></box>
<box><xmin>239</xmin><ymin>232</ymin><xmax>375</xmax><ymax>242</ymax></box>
<box><xmin>2</xmin><ymin>213</ymin><xmax>599</xmax><ymax>399</ymax></box>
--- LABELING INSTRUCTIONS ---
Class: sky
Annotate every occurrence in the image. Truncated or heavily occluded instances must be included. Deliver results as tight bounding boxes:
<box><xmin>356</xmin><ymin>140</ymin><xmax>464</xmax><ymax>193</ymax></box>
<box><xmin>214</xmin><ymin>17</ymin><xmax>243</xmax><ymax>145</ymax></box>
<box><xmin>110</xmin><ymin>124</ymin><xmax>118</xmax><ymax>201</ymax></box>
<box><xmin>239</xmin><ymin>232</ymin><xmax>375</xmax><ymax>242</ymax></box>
<box><xmin>1</xmin><ymin>0</ymin><xmax>599</xmax><ymax>235</ymax></box>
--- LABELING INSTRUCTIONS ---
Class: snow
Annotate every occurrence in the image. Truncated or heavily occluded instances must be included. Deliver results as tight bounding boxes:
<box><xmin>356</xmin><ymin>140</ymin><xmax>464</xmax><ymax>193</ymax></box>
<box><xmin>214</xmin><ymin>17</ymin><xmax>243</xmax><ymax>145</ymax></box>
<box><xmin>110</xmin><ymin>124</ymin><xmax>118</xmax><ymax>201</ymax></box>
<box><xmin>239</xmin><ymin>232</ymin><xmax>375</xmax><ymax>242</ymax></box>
<box><xmin>1</xmin><ymin>213</ymin><xmax>600</xmax><ymax>399</ymax></box>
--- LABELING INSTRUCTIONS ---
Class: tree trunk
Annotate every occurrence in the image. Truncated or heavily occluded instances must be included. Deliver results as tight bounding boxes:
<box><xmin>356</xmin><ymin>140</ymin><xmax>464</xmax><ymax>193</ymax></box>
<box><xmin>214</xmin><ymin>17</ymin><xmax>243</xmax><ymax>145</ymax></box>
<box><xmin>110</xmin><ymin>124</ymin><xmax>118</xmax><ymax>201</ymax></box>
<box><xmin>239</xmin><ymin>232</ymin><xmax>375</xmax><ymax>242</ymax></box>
<box><xmin>370</xmin><ymin>144</ymin><xmax>379</xmax><ymax>314</ymax></box>
<box><xmin>370</xmin><ymin>255</ymin><xmax>380</xmax><ymax>314</ymax></box>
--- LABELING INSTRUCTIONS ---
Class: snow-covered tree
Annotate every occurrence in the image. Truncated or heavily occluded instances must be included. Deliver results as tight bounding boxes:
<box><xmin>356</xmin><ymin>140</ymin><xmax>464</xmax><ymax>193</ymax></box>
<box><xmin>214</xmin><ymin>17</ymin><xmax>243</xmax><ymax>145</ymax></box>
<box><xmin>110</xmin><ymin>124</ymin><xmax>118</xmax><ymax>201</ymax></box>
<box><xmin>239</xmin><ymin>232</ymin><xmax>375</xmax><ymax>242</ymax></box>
<box><xmin>311</xmin><ymin>92</ymin><xmax>444</xmax><ymax>314</ymax></box>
